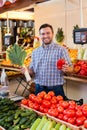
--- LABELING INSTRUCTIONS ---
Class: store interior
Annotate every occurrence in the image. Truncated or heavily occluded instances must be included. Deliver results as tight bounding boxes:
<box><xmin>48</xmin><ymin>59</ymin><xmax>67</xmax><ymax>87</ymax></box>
<box><xmin>1</xmin><ymin>0</ymin><xmax>87</xmax><ymax>130</ymax></box>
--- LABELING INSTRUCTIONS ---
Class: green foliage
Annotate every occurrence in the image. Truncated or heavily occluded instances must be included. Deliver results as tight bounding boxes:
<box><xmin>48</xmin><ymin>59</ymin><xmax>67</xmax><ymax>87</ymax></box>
<box><xmin>73</xmin><ymin>24</ymin><xmax>79</xmax><ymax>30</ymax></box>
<box><xmin>7</xmin><ymin>44</ymin><xmax>27</xmax><ymax>66</ymax></box>
<box><xmin>55</xmin><ymin>28</ymin><xmax>64</xmax><ymax>42</ymax></box>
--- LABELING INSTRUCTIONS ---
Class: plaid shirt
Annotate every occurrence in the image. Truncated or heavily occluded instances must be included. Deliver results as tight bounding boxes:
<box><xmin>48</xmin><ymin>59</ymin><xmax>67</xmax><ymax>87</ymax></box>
<box><xmin>30</xmin><ymin>42</ymin><xmax>72</xmax><ymax>86</ymax></box>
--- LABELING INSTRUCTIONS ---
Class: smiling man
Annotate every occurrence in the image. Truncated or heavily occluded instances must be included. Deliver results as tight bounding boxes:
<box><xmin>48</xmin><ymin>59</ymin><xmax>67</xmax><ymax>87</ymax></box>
<box><xmin>27</xmin><ymin>23</ymin><xmax>73</xmax><ymax>99</ymax></box>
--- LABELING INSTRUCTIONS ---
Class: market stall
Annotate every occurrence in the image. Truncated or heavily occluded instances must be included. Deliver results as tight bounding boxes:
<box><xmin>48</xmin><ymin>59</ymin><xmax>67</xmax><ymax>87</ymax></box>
<box><xmin>0</xmin><ymin>0</ymin><xmax>87</xmax><ymax>130</ymax></box>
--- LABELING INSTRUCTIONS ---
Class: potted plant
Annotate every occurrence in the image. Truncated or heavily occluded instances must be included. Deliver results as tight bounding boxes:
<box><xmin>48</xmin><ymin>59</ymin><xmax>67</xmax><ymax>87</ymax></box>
<box><xmin>55</xmin><ymin>27</ymin><xmax>64</xmax><ymax>45</ymax></box>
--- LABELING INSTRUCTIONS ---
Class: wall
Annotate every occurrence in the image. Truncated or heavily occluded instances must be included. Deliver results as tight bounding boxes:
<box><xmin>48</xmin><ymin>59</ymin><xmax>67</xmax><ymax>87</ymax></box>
<box><xmin>34</xmin><ymin>0</ymin><xmax>87</xmax><ymax>103</ymax></box>
<box><xmin>34</xmin><ymin>0</ymin><xmax>87</xmax><ymax>48</ymax></box>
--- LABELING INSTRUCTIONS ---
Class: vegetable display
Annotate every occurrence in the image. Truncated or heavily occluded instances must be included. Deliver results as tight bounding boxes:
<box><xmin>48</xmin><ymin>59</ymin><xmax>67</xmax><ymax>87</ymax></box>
<box><xmin>30</xmin><ymin>116</ymin><xmax>71</xmax><ymax>130</ymax></box>
<box><xmin>21</xmin><ymin>91</ymin><xmax>87</xmax><ymax>129</ymax></box>
<box><xmin>0</xmin><ymin>98</ymin><xmax>38</xmax><ymax>130</ymax></box>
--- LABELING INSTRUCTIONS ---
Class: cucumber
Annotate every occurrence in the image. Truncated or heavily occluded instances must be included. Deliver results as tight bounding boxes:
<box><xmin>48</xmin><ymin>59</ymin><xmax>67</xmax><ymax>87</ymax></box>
<box><xmin>55</xmin><ymin>123</ymin><xmax>61</xmax><ymax>130</ymax></box>
<box><xmin>59</xmin><ymin>124</ymin><xmax>67</xmax><ymax>130</ymax></box>
<box><xmin>30</xmin><ymin>118</ymin><xmax>41</xmax><ymax>130</ymax></box>
<box><xmin>42</xmin><ymin>120</ymin><xmax>53</xmax><ymax>130</ymax></box>
<box><xmin>52</xmin><ymin>120</ymin><xmax>56</xmax><ymax>127</ymax></box>
<box><xmin>19</xmin><ymin>117</ymin><xmax>28</xmax><ymax>125</ymax></box>
<box><xmin>13</xmin><ymin>117</ymin><xmax>20</xmax><ymax>125</ymax></box>
<box><xmin>36</xmin><ymin>116</ymin><xmax>47</xmax><ymax>130</ymax></box>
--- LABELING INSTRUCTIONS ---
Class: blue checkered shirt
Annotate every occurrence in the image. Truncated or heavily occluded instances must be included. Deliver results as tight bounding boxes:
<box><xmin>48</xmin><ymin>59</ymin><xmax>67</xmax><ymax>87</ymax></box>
<box><xmin>30</xmin><ymin>42</ymin><xmax>72</xmax><ymax>86</ymax></box>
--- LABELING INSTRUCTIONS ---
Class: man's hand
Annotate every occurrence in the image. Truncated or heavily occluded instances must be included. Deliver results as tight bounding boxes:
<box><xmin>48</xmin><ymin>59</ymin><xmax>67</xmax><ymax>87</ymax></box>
<box><xmin>20</xmin><ymin>67</ymin><xmax>35</xmax><ymax>78</ymax></box>
<box><xmin>62</xmin><ymin>63</ymin><xmax>73</xmax><ymax>73</ymax></box>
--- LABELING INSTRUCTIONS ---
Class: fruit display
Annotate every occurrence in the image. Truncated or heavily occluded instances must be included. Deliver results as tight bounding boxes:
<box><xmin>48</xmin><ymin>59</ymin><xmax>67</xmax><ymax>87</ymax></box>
<box><xmin>68</xmin><ymin>49</ymin><xmax>78</xmax><ymax>62</ymax></box>
<box><xmin>73</xmin><ymin>60</ymin><xmax>87</xmax><ymax>77</ymax></box>
<box><xmin>21</xmin><ymin>91</ymin><xmax>87</xmax><ymax>129</ymax></box>
<box><xmin>6</xmin><ymin>71</ymin><xmax>21</xmax><ymax>76</ymax></box>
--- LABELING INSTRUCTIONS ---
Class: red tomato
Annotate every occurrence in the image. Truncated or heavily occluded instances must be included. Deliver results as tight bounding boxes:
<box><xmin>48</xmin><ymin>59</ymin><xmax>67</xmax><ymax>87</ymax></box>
<box><xmin>63</xmin><ymin>109</ymin><xmax>68</xmax><ymax>115</ymax></box>
<box><xmin>56</xmin><ymin>95</ymin><xmax>63</xmax><ymax>101</ymax></box>
<box><xmin>66</xmin><ymin>109</ymin><xmax>75</xmax><ymax>118</ymax></box>
<box><xmin>28</xmin><ymin>102</ymin><xmax>34</xmax><ymax>109</ymax></box>
<box><xmin>39</xmin><ymin>105</ymin><xmax>44</xmax><ymax>112</ymax></box>
<box><xmin>76</xmin><ymin>110</ymin><xmax>83</xmax><ymax>117</ymax></box>
<box><xmin>84</xmin><ymin>119</ymin><xmax>87</xmax><ymax>128</ymax></box>
<box><xmin>61</xmin><ymin>101</ymin><xmax>69</xmax><ymax>109</ymax></box>
<box><xmin>75</xmin><ymin>105</ymin><xmax>82</xmax><ymax>111</ymax></box>
<box><xmin>69</xmin><ymin>104</ymin><xmax>76</xmax><ymax>110</ymax></box>
<box><xmin>69</xmin><ymin>100</ymin><xmax>76</xmax><ymax>105</ymax></box>
<box><xmin>48</xmin><ymin>108</ymin><xmax>58</xmax><ymax>117</ymax></box>
<box><xmin>35</xmin><ymin>97</ymin><xmax>42</xmax><ymax>104</ymax></box>
<box><xmin>33</xmin><ymin>103</ymin><xmax>39</xmax><ymax>110</ymax></box>
<box><xmin>76</xmin><ymin>117</ymin><xmax>84</xmax><ymax>126</ymax></box>
<box><xmin>21</xmin><ymin>99</ymin><xmax>28</xmax><ymax>105</ymax></box>
<box><xmin>37</xmin><ymin>93</ymin><xmax>44</xmax><ymax>98</ymax></box>
<box><xmin>48</xmin><ymin>91</ymin><xmax>55</xmax><ymax>97</ymax></box>
<box><xmin>51</xmin><ymin>98</ymin><xmax>57</xmax><ymax>104</ymax></box>
<box><xmin>43</xmin><ymin>108</ymin><xmax>49</xmax><ymax>113</ymax></box>
<box><xmin>58</xmin><ymin>114</ymin><xmax>63</xmax><ymax>120</ymax></box>
<box><xmin>56</xmin><ymin>59</ymin><xmax>65</xmax><ymax>70</ymax></box>
<box><xmin>48</xmin><ymin>109</ymin><xmax>53</xmax><ymax>116</ymax></box>
<box><xmin>57</xmin><ymin>105</ymin><xmax>64</xmax><ymax>113</ymax></box>
<box><xmin>68</xmin><ymin>117</ymin><xmax>76</xmax><ymax>125</ymax></box>
<box><xmin>51</xmin><ymin>109</ymin><xmax>59</xmax><ymax>117</ymax></box>
<box><xmin>51</xmin><ymin>104</ymin><xmax>57</xmax><ymax>109</ymax></box>
<box><xmin>29</xmin><ymin>94</ymin><xmax>36</xmax><ymax>102</ymax></box>
<box><xmin>63</xmin><ymin>115</ymin><xmax>68</xmax><ymax>122</ymax></box>
<box><xmin>44</xmin><ymin>94</ymin><xmax>51</xmax><ymax>101</ymax></box>
<box><xmin>42</xmin><ymin>100</ymin><xmax>51</xmax><ymax>108</ymax></box>
<box><xmin>40</xmin><ymin>91</ymin><xmax>46</xmax><ymax>96</ymax></box>
<box><xmin>82</xmin><ymin>105</ymin><xmax>87</xmax><ymax>117</ymax></box>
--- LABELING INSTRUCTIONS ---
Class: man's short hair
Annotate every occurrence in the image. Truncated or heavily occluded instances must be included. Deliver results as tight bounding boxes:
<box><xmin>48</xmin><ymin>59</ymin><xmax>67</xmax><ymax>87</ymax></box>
<box><xmin>39</xmin><ymin>23</ymin><xmax>54</xmax><ymax>33</ymax></box>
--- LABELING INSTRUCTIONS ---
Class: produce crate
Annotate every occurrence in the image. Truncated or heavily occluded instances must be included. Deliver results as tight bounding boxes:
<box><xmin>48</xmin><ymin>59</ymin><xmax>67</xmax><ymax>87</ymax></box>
<box><xmin>47</xmin><ymin>114</ymin><xmax>82</xmax><ymax>130</ymax></box>
<box><xmin>21</xmin><ymin>104</ymin><xmax>84</xmax><ymax>130</ymax></box>
<box><xmin>21</xmin><ymin>104</ymin><xmax>45</xmax><ymax>116</ymax></box>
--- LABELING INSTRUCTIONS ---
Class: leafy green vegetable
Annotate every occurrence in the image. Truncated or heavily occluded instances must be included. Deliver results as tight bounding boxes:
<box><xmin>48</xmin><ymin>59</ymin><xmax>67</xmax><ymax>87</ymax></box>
<box><xmin>55</xmin><ymin>28</ymin><xmax>64</xmax><ymax>42</ymax></box>
<box><xmin>7</xmin><ymin>44</ymin><xmax>27</xmax><ymax>66</ymax></box>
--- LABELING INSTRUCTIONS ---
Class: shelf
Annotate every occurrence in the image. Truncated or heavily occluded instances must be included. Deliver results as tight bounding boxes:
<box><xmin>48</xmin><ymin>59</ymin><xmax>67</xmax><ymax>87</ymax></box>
<box><xmin>64</xmin><ymin>75</ymin><xmax>87</xmax><ymax>83</ymax></box>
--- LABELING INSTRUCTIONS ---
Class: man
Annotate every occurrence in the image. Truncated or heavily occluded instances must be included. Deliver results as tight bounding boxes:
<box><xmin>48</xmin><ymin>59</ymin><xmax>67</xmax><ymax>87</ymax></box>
<box><xmin>25</xmin><ymin>23</ymin><xmax>73</xmax><ymax>99</ymax></box>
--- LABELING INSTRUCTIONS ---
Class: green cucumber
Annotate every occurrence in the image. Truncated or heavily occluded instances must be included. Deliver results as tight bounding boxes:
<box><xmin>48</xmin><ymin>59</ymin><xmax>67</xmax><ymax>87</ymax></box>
<box><xmin>52</xmin><ymin>120</ymin><xmax>56</xmax><ymax>127</ymax></box>
<box><xmin>55</xmin><ymin>123</ymin><xmax>61</xmax><ymax>130</ymax></box>
<box><xmin>42</xmin><ymin>120</ymin><xmax>53</xmax><ymax>130</ymax></box>
<box><xmin>59</xmin><ymin>124</ymin><xmax>67</xmax><ymax>130</ymax></box>
<box><xmin>36</xmin><ymin>116</ymin><xmax>47</xmax><ymax>130</ymax></box>
<box><xmin>30</xmin><ymin>118</ymin><xmax>41</xmax><ymax>130</ymax></box>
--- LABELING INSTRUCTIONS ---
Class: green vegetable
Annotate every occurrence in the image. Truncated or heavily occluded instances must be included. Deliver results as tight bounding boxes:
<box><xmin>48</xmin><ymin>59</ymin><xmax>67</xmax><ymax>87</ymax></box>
<box><xmin>7</xmin><ymin>44</ymin><xmax>27</xmax><ymax>66</ymax></box>
<box><xmin>36</xmin><ymin>116</ymin><xmax>47</xmax><ymax>130</ymax></box>
<box><xmin>30</xmin><ymin>118</ymin><xmax>41</xmax><ymax>130</ymax></box>
<box><xmin>59</xmin><ymin>124</ymin><xmax>66</xmax><ymax>130</ymax></box>
<box><xmin>55</xmin><ymin>123</ymin><xmax>61</xmax><ymax>130</ymax></box>
<box><xmin>42</xmin><ymin>120</ymin><xmax>53</xmax><ymax>130</ymax></box>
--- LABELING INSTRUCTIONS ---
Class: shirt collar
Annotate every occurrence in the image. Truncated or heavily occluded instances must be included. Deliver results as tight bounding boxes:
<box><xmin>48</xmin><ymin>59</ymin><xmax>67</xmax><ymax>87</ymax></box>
<box><xmin>42</xmin><ymin>41</ymin><xmax>54</xmax><ymax>49</ymax></box>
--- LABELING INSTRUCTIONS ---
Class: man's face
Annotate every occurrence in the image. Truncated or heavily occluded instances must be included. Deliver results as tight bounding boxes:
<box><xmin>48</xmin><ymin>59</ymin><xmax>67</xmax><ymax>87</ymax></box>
<box><xmin>39</xmin><ymin>27</ymin><xmax>54</xmax><ymax>45</ymax></box>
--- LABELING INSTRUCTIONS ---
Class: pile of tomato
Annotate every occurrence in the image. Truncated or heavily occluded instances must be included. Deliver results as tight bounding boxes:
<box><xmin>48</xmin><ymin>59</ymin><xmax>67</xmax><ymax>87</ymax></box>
<box><xmin>21</xmin><ymin>91</ymin><xmax>87</xmax><ymax>128</ymax></box>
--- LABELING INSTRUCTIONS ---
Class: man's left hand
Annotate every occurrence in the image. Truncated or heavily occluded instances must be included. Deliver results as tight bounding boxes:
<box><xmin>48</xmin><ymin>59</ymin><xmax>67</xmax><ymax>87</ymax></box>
<box><xmin>62</xmin><ymin>63</ymin><xmax>73</xmax><ymax>73</ymax></box>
